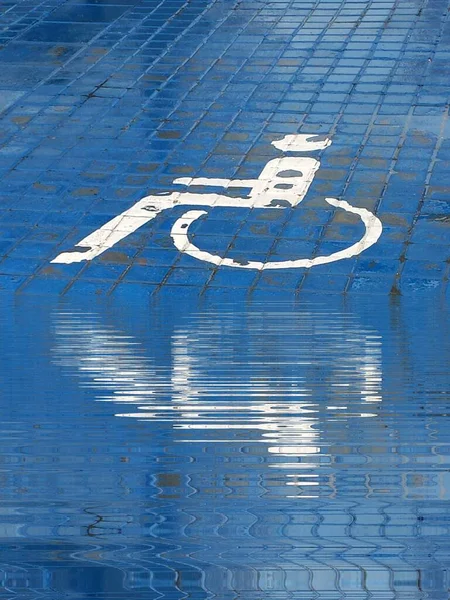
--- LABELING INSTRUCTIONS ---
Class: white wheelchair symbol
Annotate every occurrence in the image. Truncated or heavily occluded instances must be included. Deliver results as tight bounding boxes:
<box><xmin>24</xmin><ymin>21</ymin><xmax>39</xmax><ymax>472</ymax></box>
<box><xmin>52</xmin><ymin>134</ymin><xmax>382</xmax><ymax>269</ymax></box>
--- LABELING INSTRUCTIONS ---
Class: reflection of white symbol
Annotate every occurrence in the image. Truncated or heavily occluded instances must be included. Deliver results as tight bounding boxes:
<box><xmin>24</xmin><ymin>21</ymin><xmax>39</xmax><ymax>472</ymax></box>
<box><xmin>52</xmin><ymin>308</ymin><xmax>383</xmax><ymax>500</ymax></box>
<box><xmin>52</xmin><ymin>134</ymin><xmax>382</xmax><ymax>268</ymax></box>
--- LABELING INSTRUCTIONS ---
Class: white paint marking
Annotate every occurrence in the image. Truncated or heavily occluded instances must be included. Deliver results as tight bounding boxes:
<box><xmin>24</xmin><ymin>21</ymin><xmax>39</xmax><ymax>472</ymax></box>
<box><xmin>51</xmin><ymin>133</ymin><xmax>382</xmax><ymax>268</ymax></box>
<box><xmin>170</xmin><ymin>199</ymin><xmax>382</xmax><ymax>269</ymax></box>
<box><xmin>271</xmin><ymin>133</ymin><xmax>332</xmax><ymax>152</ymax></box>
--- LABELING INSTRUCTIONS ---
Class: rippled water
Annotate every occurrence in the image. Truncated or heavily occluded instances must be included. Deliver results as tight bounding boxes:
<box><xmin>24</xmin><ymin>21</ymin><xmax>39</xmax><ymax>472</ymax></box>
<box><xmin>1</xmin><ymin>294</ymin><xmax>449</xmax><ymax>599</ymax></box>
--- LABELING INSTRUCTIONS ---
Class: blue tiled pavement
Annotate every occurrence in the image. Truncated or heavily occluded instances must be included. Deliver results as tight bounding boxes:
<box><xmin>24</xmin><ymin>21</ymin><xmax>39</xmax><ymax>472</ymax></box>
<box><xmin>0</xmin><ymin>0</ymin><xmax>449</xmax><ymax>298</ymax></box>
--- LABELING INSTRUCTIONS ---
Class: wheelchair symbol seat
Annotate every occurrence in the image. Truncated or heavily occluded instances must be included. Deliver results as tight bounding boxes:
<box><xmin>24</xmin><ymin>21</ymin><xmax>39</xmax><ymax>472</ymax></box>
<box><xmin>52</xmin><ymin>134</ymin><xmax>382</xmax><ymax>269</ymax></box>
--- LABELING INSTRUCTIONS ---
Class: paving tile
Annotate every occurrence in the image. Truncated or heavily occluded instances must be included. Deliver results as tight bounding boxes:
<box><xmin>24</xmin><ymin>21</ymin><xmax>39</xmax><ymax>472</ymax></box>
<box><xmin>123</xmin><ymin>265</ymin><xmax>171</xmax><ymax>284</ymax></box>
<box><xmin>63</xmin><ymin>278</ymin><xmax>113</xmax><ymax>297</ymax></box>
<box><xmin>300</xmin><ymin>273</ymin><xmax>350</xmax><ymax>294</ymax></box>
<box><xmin>348</xmin><ymin>275</ymin><xmax>397</xmax><ymax>295</ymax></box>
<box><xmin>0</xmin><ymin>91</ymin><xmax>25</xmax><ymax>113</ymax></box>
<box><xmin>253</xmin><ymin>269</ymin><xmax>302</xmax><ymax>291</ymax></box>
<box><xmin>399</xmin><ymin>277</ymin><xmax>445</xmax><ymax>295</ymax></box>
<box><xmin>164</xmin><ymin>266</ymin><xmax>213</xmax><ymax>286</ymax></box>
<box><xmin>18</xmin><ymin>275</ymin><xmax>72</xmax><ymax>296</ymax></box>
<box><xmin>79</xmin><ymin>261</ymin><xmax>128</xmax><ymax>281</ymax></box>
<box><xmin>45</xmin><ymin>4</ymin><xmax>130</xmax><ymax>23</ymax></box>
<box><xmin>0</xmin><ymin>65</ymin><xmax>54</xmax><ymax>88</ymax></box>
<box><xmin>20</xmin><ymin>23</ymin><xmax>105</xmax><ymax>43</ymax></box>
<box><xmin>209</xmin><ymin>267</ymin><xmax>258</xmax><ymax>289</ymax></box>
<box><xmin>0</xmin><ymin>43</ymin><xmax>79</xmax><ymax>66</ymax></box>
<box><xmin>110</xmin><ymin>281</ymin><xmax>157</xmax><ymax>300</ymax></box>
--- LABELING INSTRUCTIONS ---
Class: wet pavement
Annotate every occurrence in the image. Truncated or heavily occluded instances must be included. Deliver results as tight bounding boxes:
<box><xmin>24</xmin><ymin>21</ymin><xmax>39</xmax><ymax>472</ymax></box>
<box><xmin>0</xmin><ymin>0</ymin><xmax>450</xmax><ymax>598</ymax></box>
<box><xmin>1</xmin><ymin>293</ymin><xmax>450</xmax><ymax>598</ymax></box>
<box><xmin>0</xmin><ymin>0</ymin><xmax>449</xmax><ymax>296</ymax></box>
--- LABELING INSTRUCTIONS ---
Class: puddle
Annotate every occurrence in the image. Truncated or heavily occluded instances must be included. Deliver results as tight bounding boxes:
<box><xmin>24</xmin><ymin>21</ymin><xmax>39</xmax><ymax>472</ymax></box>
<box><xmin>0</xmin><ymin>294</ymin><xmax>449</xmax><ymax>597</ymax></box>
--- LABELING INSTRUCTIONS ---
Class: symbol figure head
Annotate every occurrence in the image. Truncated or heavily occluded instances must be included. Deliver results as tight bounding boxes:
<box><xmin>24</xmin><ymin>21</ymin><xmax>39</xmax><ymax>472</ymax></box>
<box><xmin>272</xmin><ymin>134</ymin><xmax>332</xmax><ymax>152</ymax></box>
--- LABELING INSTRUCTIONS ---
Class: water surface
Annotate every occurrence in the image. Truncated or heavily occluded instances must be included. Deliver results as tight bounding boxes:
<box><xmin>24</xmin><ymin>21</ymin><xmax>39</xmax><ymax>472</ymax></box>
<box><xmin>1</xmin><ymin>294</ymin><xmax>449</xmax><ymax>598</ymax></box>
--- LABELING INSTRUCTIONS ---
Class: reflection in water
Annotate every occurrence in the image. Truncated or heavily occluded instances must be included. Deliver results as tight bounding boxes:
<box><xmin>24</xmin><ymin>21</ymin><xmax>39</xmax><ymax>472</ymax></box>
<box><xmin>0</xmin><ymin>296</ymin><xmax>449</xmax><ymax>598</ymax></box>
<box><xmin>53</xmin><ymin>308</ymin><xmax>383</xmax><ymax>495</ymax></box>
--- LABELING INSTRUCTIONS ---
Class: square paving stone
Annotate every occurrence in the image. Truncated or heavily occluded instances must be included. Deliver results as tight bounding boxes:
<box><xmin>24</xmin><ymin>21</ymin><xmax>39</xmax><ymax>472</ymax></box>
<box><xmin>45</xmin><ymin>4</ymin><xmax>130</xmax><ymax>23</ymax></box>
<box><xmin>0</xmin><ymin>43</ymin><xmax>79</xmax><ymax>66</ymax></box>
<box><xmin>20</xmin><ymin>23</ymin><xmax>105</xmax><ymax>43</ymax></box>
<box><xmin>0</xmin><ymin>66</ymin><xmax>54</xmax><ymax>89</ymax></box>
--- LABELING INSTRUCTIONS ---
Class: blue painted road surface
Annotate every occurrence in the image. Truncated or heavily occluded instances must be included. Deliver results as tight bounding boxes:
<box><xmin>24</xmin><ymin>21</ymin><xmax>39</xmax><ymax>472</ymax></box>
<box><xmin>0</xmin><ymin>0</ymin><xmax>449</xmax><ymax>297</ymax></box>
<box><xmin>1</xmin><ymin>0</ymin><xmax>450</xmax><ymax>598</ymax></box>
